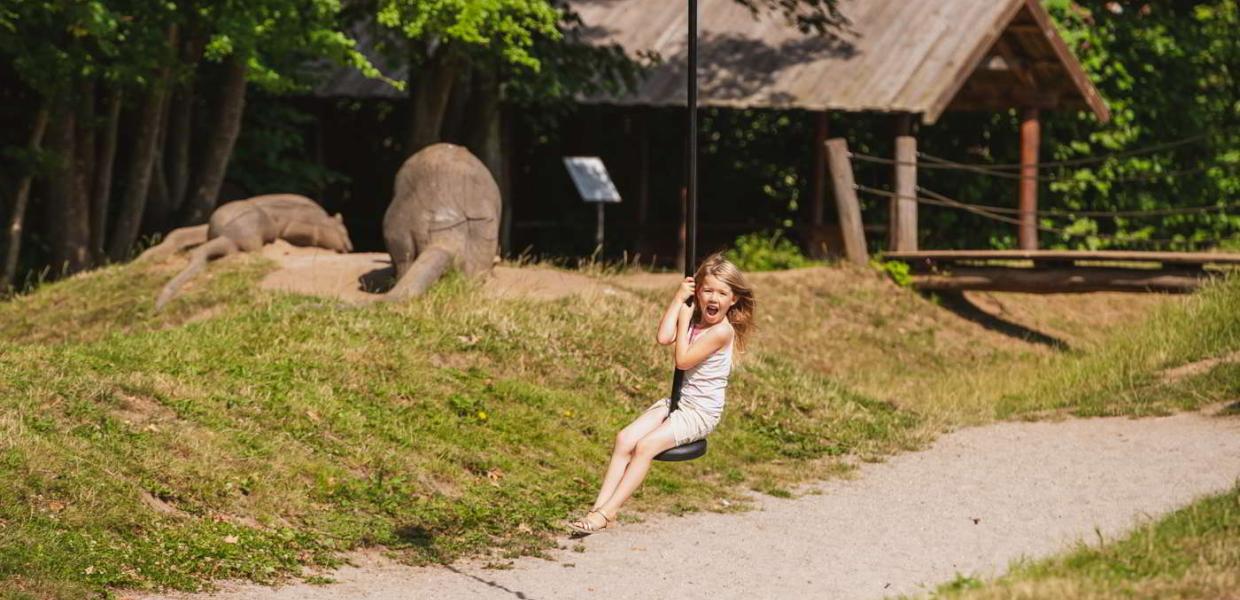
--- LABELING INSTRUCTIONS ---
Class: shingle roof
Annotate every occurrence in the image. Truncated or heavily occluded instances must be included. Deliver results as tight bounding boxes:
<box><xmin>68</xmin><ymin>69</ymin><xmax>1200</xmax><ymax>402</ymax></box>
<box><xmin>314</xmin><ymin>0</ymin><xmax>1109</xmax><ymax>124</ymax></box>
<box><xmin>569</xmin><ymin>0</ymin><xmax>1109</xmax><ymax>123</ymax></box>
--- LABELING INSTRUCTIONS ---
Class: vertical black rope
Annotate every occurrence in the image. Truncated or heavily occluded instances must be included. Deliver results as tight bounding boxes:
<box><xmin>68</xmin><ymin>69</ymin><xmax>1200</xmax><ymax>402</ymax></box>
<box><xmin>669</xmin><ymin>0</ymin><xmax>698</xmax><ymax>416</ymax></box>
<box><xmin>687</xmin><ymin>0</ymin><xmax>698</xmax><ymax>277</ymax></box>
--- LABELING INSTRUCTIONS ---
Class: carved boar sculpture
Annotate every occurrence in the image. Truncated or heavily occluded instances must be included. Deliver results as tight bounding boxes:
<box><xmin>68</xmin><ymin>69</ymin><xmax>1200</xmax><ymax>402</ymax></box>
<box><xmin>147</xmin><ymin>194</ymin><xmax>353</xmax><ymax>310</ymax></box>
<box><xmin>382</xmin><ymin>143</ymin><xmax>500</xmax><ymax>300</ymax></box>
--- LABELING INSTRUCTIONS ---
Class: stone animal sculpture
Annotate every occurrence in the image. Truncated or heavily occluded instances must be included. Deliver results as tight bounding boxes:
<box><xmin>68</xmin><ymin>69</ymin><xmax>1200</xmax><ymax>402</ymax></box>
<box><xmin>147</xmin><ymin>194</ymin><xmax>353</xmax><ymax>310</ymax></box>
<box><xmin>383</xmin><ymin>143</ymin><xmax>500</xmax><ymax>300</ymax></box>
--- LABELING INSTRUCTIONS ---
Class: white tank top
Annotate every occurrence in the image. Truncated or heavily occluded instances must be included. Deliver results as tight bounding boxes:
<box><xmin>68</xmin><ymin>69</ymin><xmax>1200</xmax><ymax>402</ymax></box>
<box><xmin>679</xmin><ymin>324</ymin><xmax>733</xmax><ymax>419</ymax></box>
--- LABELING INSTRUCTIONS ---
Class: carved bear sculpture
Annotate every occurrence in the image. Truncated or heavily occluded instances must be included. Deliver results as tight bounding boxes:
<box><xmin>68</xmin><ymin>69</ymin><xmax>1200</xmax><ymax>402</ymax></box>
<box><xmin>148</xmin><ymin>194</ymin><xmax>352</xmax><ymax>310</ymax></box>
<box><xmin>382</xmin><ymin>144</ymin><xmax>500</xmax><ymax>300</ymax></box>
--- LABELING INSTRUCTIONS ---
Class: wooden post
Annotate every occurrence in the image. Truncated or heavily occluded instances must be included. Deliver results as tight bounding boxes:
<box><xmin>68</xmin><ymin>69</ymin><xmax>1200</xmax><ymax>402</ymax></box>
<box><xmin>500</xmin><ymin>105</ymin><xmax>514</xmax><ymax>256</ymax></box>
<box><xmin>810</xmin><ymin>111</ymin><xmax>829</xmax><ymax>226</ymax></box>
<box><xmin>1019</xmin><ymin>108</ymin><xmax>1040</xmax><ymax>250</ymax></box>
<box><xmin>825</xmin><ymin>138</ymin><xmax>867</xmax><ymax>266</ymax></box>
<box><xmin>892</xmin><ymin>114</ymin><xmax>917</xmax><ymax>251</ymax></box>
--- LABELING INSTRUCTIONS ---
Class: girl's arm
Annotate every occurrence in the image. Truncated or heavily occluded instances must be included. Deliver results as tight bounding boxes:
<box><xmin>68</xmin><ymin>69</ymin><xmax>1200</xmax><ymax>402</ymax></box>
<box><xmin>656</xmin><ymin>277</ymin><xmax>695</xmax><ymax>345</ymax></box>
<box><xmin>673</xmin><ymin>306</ymin><xmax>732</xmax><ymax>370</ymax></box>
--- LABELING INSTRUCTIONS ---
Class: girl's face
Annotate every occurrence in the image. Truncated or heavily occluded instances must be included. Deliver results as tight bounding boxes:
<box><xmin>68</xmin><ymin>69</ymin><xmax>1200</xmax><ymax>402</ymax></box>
<box><xmin>696</xmin><ymin>274</ymin><xmax>737</xmax><ymax>326</ymax></box>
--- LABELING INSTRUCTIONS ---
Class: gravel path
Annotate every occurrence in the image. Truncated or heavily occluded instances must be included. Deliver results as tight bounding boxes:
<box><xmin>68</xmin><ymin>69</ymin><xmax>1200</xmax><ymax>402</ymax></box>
<box><xmin>138</xmin><ymin>409</ymin><xmax>1240</xmax><ymax>600</ymax></box>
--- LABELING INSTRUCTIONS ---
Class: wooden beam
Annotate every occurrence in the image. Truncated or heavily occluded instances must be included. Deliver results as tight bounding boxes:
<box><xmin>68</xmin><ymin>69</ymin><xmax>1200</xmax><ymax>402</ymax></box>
<box><xmin>1019</xmin><ymin>107</ymin><xmax>1040</xmax><ymax>250</ymax></box>
<box><xmin>884</xmin><ymin>249</ymin><xmax>1240</xmax><ymax>266</ymax></box>
<box><xmin>993</xmin><ymin>37</ymin><xmax>1037</xmax><ymax>88</ymax></box>
<box><xmin>825</xmin><ymin>138</ymin><xmax>868</xmax><ymax>266</ymax></box>
<box><xmin>911</xmin><ymin>267</ymin><xmax>1206</xmax><ymax>294</ymax></box>
<box><xmin>949</xmin><ymin>86</ymin><xmax>1062</xmax><ymax>111</ymax></box>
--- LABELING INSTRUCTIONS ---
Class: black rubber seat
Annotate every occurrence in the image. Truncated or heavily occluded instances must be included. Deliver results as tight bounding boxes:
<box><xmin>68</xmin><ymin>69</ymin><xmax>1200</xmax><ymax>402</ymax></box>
<box><xmin>655</xmin><ymin>438</ymin><xmax>707</xmax><ymax>462</ymax></box>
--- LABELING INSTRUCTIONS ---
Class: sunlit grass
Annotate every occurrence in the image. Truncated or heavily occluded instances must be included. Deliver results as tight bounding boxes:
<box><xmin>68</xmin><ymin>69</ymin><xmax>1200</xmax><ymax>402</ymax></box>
<box><xmin>0</xmin><ymin>256</ymin><xmax>918</xmax><ymax>597</ymax></box>
<box><xmin>0</xmin><ymin>255</ymin><xmax>1235</xmax><ymax>598</ymax></box>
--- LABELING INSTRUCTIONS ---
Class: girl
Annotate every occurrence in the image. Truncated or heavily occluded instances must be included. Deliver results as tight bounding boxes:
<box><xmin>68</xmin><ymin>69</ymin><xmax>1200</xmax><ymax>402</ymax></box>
<box><xmin>569</xmin><ymin>253</ymin><xmax>755</xmax><ymax>533</ymax></box>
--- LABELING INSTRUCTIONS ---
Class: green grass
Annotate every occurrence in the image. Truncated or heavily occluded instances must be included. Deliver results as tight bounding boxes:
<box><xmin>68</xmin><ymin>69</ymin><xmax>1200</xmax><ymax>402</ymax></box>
<box><xmin>930</xmin><ymin>484</ymin><xmax>1240</xmax><ymax>599</ymax></box>
<box><xmin>0</xmin><ymin>257</ymin><xmax>1236</xmax><ymax>598</ymax></box>
<box><xmin>0</xmin><ymin>256</ymin><xmax>919</xmax><ymax>598</ymax></box>
<box><xmin>988</xmin><ymin>277</ymin><xmax>1240</xmax><ymax>420</ymax></box>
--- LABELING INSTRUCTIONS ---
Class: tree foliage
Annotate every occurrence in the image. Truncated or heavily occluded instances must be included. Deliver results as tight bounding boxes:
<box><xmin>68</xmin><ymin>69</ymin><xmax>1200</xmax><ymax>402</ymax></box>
<box><xmin>687</xmin><ymin>2</ymin><xmax>1236</xmax><ymax>252</ymax></box>
<box><xmin>376</xmin><ymin>0</ymin><xmax>560</xmax><ymax>70</ymax></box>
<box><xmin>914</xmin><ymin>0</ymin><xmax>1239</xmax><ymax>251</ymax></box>
<box><xmin>1036</xmin><ymin>0</ymin><xmax>1239</xmax><ymax>249</ymax></box>
<box><xmin>0</xmin><ymin>0</ymin><xmax>382</xmax><ymax>287</ymax></box>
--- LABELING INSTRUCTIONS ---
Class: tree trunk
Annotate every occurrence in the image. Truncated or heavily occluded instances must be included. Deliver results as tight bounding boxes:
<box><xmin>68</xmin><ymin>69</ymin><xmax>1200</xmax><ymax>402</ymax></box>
<box><xmin>166</xmin><ymin>84</ymin><xmax>193</xmax><ymax>212</ymax></box>
<box><xmin>168</xmin><ymin>35</ymin><xmax>203</xmax><ymax>212</ymax></box>
<box><xmin>109</xmin><ymin>79</ymin><xmax>169</xmax><ymax>260</ymax></box>
<box><xmin>179</xmin><ymin>55</ymin><xmax>247</xmax><ymax>225</ymax></box>
<box><xmin>2</xmin><ymin>104</ymin><xmax>50</xmax><ymax>289</ymax></box>
<box><xmin>500</xmin><ymin>105</ymin><xmax>514</xmax><ymax>256</ymax></box>
<box><xmin>464</xmin><ymin>65</ymin><xmax>500</xmax><ymax>168</ymax></box>
<box><xmin>463</xmin><ymin>66</ymin><xmax>507</xmax><ymax>256</ymax></box>
<box><xmin>47</xmin><ymin>101</ymin><xmax>92</xmax><ymax>275</ymax></box>
<box><xmin>408</xmin><ymin>46</ymin><xmax>460</xmax><ymax>154</ymax></box>
<box><xmin>143</xmin><ymin>86</ymin><xmax>174</xmax><ymax>234</ymax></box>
<box><xmin>92</xmin><ymin>87</ymin><xmax>122</xmax><ymax>262</ymax></box>
<box><xmin>75</xmin><ymin>80</ymin><xmax>96</xmax><ymax>267</ymax></box>
<box><xmin>439</xmin><ymin>61</ymin><xmax>472</xmax><ymax>145</ymax></box>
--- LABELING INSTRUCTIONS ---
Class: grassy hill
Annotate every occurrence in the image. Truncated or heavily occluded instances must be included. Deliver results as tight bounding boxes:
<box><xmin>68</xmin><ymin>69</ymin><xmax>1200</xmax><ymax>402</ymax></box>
<box><xmin>0</xmin><ymin>255</ymin><xmax>1236</xmax><ymax>598</ymax></box>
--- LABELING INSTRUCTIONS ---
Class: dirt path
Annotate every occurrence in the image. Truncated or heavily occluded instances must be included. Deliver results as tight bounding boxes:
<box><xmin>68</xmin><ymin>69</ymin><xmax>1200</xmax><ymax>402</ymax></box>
<box><xmin>138</xmin><ymin>408</ymin><xmax>1240</xmax><ymax>600</ymax></box>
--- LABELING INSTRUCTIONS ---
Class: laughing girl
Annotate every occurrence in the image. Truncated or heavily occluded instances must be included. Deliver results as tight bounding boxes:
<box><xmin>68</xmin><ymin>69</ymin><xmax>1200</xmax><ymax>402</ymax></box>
<box><xmin>569</xmin><ymin>253</ymin><xmax>755</xmax><ymax>533</ymax></box>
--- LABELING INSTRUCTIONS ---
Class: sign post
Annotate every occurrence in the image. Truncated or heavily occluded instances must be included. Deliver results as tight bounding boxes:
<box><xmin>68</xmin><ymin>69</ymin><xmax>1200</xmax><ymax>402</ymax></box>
<box><xmin>563</xmin><ymin>156</ymin><xmax>622</xmax><ymax>251</ymax></box>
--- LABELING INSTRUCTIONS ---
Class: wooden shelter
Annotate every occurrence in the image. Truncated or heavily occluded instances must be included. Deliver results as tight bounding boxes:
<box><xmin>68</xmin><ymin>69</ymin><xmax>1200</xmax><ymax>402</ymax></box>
<box><xmin>569</xmin><ymin>0</ymin><xmax>1110</xmax><ymax>252</ymax></box>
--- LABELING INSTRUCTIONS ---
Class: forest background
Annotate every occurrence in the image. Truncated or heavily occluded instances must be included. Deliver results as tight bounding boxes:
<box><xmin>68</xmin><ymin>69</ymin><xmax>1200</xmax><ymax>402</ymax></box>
<box><xmin>0</xmin><ymin>0</ymin><xmax>1236</xmax><ymax>292</ymax></box>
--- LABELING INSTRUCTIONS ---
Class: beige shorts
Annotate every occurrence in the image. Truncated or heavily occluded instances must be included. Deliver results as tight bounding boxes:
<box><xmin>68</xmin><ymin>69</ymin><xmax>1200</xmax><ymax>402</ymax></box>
<box><xmin>645</xmin><ymin>398</ymin><xmax>721</xmax><ymax>446</ymax></box>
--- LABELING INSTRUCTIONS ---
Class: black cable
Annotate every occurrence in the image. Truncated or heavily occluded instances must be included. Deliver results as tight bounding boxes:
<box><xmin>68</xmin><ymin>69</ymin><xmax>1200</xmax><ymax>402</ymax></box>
<box><xmin>852</xmin><ymin>151</ymin><xmax>1233</xmax><ymax>185</ymax></box>
<box><xmin>854</xmin><ymin>184</ymin><xmax>1187</xmax><ymax>247</ymax></box>
<box><xmin>901</xmin><ymin>194</ymin><xmax>1239</xmax><ymax>219</ymax></box>
<box><xmin>667</xmin><ymin>0</ymin><xmax>697</xmax><ymax>426</ymax></box>
<box><xmin>918</xmin><ymin>154</ymin><xmax>1229</xmax><ymax>184</ymax></box>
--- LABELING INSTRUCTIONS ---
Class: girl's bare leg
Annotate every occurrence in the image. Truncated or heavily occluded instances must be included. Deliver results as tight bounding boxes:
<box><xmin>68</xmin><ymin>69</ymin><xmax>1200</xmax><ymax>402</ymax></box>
<box><xmin>593</xmin><ymin>405</ymin><xmax>668</xmax><ymax>510</ymax></box>
<box><xmin>597</xmin><ymin>421</ymin><xmax>679</xmax><ymax>517</ymax></box>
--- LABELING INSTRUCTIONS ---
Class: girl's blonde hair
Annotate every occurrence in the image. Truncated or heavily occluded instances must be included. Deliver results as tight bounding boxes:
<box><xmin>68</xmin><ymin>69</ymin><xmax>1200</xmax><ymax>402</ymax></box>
<box><xmin>693</xmin><ymin>252</ymin><xmax>755</xmax><ymax>351</ymax></box>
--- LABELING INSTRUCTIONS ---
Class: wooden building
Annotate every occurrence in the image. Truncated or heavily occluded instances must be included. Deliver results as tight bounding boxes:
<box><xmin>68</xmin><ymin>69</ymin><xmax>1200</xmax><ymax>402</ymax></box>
<box><xmin>568</xmin><ymin>0</ymin><xmax>1110</xmax><ymax>253</ymax></box>
<box><xmin>310</xmin><ymin>0</ymin><xmax>1109</xmax><ymax>259</ymax></box>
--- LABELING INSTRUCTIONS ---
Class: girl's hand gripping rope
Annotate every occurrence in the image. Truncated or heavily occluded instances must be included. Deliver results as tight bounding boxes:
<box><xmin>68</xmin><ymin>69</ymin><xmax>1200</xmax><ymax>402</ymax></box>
<box><xmin>675</xmin><ymin>276</ymin><xmax>695</xmax><ymax>305</ymax></box>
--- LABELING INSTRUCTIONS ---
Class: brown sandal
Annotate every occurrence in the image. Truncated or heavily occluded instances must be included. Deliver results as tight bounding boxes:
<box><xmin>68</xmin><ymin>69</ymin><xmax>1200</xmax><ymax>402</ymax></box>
<box><xmin>567</xmin><ymin>509</ymin><xmax>616</xmax><ymax>534</ymax></box>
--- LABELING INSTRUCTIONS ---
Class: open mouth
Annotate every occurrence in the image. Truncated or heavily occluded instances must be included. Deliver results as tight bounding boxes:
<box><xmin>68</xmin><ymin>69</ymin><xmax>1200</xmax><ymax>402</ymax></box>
<box><xmin>705</xmin><ymin>305</ymin><xmax>720</xmax><ymax>318</ymax></box>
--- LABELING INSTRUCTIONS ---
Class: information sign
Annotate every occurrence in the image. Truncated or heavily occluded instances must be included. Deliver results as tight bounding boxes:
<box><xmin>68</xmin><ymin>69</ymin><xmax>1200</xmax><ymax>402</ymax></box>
<box><xmin>563</xmin><ymin>157</ymin><xmax>622</xmax><ymax>203</ymax></box>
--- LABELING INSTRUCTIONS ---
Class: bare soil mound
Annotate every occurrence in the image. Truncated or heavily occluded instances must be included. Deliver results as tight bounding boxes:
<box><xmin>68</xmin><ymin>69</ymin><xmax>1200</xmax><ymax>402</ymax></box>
<box><xmin>253</xmin><ymin>243</ymin><xmax>1172</xmax><ymax>357</ymax></box>
<box><xmin>256</xmin><ymin>241</ymin><xmax>631</xmax><ymax>302</ymax></box>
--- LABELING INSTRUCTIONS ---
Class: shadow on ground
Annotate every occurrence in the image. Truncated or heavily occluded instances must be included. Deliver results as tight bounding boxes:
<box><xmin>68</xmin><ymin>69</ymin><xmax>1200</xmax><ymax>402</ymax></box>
<box><xmin>930</xmin><ymin>291</ymin><xmax>1070</xmax><ymax>351</ymax></box>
